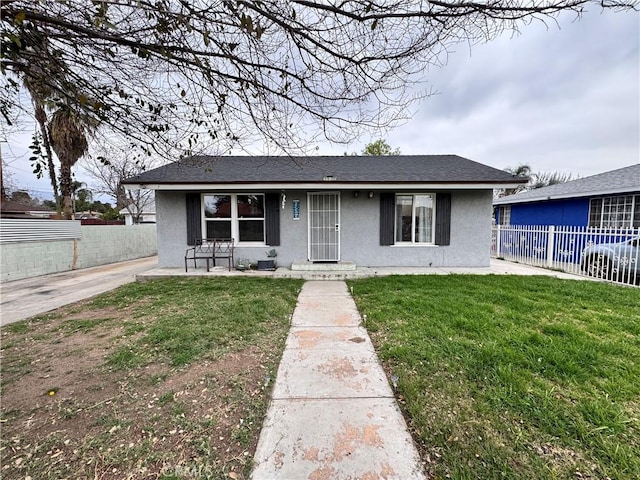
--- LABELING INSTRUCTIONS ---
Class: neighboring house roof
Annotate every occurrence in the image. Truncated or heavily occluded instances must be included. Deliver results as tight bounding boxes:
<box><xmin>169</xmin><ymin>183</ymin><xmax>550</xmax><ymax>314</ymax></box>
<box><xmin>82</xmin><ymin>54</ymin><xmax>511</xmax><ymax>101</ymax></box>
<box><xmin>122</xmin><ymin>155</ymin><xmax>526</xmax><ymax>190</ymax></box>
<box><xmin>494</xmin><ymin>164</ymin><xmax>640</xmax><ymax>205</ymax></box>
<box><xmin>1</xmin><ymin>200</ymin><xmax>34</xmax><ymax>213</ymax></box>
<box><xmin>0</xmin><ymin>200</ymin><xmax>54</xmax><ymax>218</ymax></box>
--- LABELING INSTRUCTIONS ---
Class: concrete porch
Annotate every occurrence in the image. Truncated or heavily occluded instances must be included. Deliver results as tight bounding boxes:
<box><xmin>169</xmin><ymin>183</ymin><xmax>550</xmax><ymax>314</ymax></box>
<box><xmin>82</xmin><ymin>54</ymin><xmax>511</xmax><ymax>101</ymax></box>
<box><xmin>290</xmin><ymin>260</ymin><xmax>357</xmax><ymax>271</ymax></box>
<box><xmin>135</xmin><ymin>259</ymin><xmax>589</xmax><ymax>282</ymax></box>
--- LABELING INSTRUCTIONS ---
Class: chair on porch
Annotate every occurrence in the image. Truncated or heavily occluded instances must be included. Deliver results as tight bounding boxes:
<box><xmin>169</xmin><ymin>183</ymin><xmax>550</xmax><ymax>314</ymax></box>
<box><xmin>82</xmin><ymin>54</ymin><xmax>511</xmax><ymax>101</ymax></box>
<box><xmin>184</xmin><ymin>238</ymin><xmax>215</xmax><ymax>272</ymax></box>
<box><xmin>212</xmin><ymin>238</ymin><xmax>235</xmax><ymax>271</ymax></box>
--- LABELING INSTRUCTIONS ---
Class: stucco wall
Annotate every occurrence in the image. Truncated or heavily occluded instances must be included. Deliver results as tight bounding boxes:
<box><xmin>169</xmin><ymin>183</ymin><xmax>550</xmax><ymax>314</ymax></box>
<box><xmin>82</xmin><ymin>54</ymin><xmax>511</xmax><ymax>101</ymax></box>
<box><xmin>1</xmin><ymin>225</ymin><xmax>157</xmax><ymax>282</ymax></box>
<box><xmin>345</xmin><ymin>190</ymin><xmax>493</xmax><ymax>267</ymax></box>
<box><xmin>156</xmin><ymin>191</ymin><xmax>189</xmax><ymax>267</ymax></box>
<box><xmin>155</xmin><ymin>189</ymin><xmax>493</xmax><ymax>268</ymax></box>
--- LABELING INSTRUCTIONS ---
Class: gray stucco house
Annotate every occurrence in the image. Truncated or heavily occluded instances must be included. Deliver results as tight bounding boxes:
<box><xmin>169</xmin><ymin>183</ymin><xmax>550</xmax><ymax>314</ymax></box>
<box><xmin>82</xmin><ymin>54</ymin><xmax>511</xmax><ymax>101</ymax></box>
<box><xmin>122</xmin><ymin>155</ymin><xmax>525</xmax><ymax>269</ymax></box>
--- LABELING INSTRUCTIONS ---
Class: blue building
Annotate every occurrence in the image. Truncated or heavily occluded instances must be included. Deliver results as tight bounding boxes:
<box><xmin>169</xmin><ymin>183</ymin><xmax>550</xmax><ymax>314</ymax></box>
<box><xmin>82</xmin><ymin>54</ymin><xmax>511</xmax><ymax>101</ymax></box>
<box><xmin>493</xmin><ymin>164</ymin><xmax>640</xmax><ymax>228</ymax></box>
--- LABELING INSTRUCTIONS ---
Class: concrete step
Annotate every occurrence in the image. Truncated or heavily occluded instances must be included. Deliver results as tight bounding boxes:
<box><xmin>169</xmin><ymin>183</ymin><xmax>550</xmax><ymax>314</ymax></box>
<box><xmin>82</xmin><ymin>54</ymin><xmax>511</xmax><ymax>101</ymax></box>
<box><xmin>290</xmin><ymin>260</ymin><xmax>357</xmax><ymax>271</ymax></box>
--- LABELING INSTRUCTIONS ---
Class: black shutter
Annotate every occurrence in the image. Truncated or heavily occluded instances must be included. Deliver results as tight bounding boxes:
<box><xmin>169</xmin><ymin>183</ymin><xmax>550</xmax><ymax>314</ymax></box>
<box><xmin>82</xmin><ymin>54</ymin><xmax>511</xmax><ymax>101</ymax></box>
<box><xmin>435</xmin><ymin>193</ymin><xmax>451</xmax><ymax>246</ymax></box>
<box><xmin>186</xmin><ymin>193</ymin><xmax>202</xmax><ymax>246</ymax></box>
<box><xmin>380</xmin><ymin>192</ymin><xmax>395</xmax><ymax>246</ymax></box>
<box><xmin>265</xmin><ymin>193</ymin><xmax>280</xmax><ymax>246</ymax></box>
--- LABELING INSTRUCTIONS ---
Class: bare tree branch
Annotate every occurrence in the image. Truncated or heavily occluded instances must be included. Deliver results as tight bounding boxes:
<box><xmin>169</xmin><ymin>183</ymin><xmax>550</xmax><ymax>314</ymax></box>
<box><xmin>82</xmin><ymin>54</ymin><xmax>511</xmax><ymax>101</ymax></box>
<box><xmin>1</xmin><ymin>0</ymin><xmax>637</xmax><ymax>162</ymax></box>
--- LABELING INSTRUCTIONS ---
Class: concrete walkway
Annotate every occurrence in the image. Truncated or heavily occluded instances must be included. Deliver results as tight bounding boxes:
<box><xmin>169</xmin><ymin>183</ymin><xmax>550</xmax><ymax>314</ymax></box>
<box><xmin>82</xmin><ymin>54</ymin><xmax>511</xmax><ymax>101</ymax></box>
<box><xmin>251</xmin><ymin>281</ymin><xmax>425</xmax><ymax>480</ymax></box>
<box><xmin>0</xmin><ymin>256</ymin><xmax>157</xmax><ymax>326</ymax></box>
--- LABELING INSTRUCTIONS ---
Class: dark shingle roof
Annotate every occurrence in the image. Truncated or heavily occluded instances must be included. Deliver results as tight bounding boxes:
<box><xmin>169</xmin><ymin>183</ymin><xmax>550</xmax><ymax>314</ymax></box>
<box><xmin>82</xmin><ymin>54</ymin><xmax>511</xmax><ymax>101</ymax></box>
<box><xmin>123</xmin><ymin>155</ymin><xmax>524</xmax><ymax>186</ymax></box>
<box><xmin>494</xmin><ymin>164</ymin><xmax>640</xmax><ymax>205</ymax></box>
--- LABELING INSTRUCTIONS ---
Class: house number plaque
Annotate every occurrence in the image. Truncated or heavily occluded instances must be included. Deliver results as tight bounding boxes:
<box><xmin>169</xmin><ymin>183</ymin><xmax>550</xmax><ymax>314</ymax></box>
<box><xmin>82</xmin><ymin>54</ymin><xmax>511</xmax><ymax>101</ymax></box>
<box><xmin>292</xmin><ymin>199</ymin><xmax>300</xmax><ymax>220</ymax></box>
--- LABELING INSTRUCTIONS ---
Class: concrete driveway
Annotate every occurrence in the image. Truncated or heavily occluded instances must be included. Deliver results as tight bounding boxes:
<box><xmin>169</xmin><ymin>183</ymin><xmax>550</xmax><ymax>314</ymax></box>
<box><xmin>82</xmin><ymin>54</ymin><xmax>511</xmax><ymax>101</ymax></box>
<box><xmin>0</xmin><ymin>256</ymin><xmax>157</xmax><ymax>326</ymax></box>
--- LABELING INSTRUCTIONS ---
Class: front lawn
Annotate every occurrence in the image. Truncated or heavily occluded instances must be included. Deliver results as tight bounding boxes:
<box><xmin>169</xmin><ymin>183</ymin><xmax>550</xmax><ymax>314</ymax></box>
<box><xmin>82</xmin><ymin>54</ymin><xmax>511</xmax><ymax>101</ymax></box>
<box><xmin>349</xmin><ymin>275</ymin><xmax>640</xmax><ymax>480</ymax></box>
<box><xmin>1</xmin><ymin>277</ymin><xmax>303</xmax><ymax>480</ymax></box>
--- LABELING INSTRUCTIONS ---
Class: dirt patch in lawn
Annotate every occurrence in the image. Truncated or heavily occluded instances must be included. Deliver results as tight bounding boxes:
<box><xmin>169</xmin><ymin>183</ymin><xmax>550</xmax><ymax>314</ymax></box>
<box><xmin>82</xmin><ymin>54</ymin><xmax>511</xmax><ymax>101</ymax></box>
<box><xmin>1</xmin><ymin>304</ymin><xmax>281</xmax><ymax>480</ymax></box>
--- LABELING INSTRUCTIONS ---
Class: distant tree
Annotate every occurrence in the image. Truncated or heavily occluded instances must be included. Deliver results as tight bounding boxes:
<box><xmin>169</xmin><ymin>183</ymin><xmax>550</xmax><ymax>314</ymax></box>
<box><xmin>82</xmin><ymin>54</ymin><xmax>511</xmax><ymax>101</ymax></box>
<box><xmin>100</xmin><ymin>205</ymin><xmax>124</xmax><ymax>221</ymax></box>
<box><xmin>87</xmin><ymin>200</ymin><xmax>113</xmax><ymax>214</ymax></box>
<box><xmin>1</xmin><ymin>159</ymin><xmax>16</xmax><ymax>200</ymax></box>
<box><xmin>497</xmin><ymin>164</ymin><xmax>575</xmax><ymax>197</ymax></box>
<box><xmin>71</xmin><ymin>181</ymin><xmax>94</xmax><ymax>213</ymax></box>
<box><xmin>82</xmin><ymin>147</ymin><xmax>154</xmax><ymax>225</ymax></box>
<box><xmin>497</xmin><ymin>164</ymin><xmax>532</xmax><ymax>197</ymax></box>
<box><xmin>361</xmin><ymin>139</ymin><xmax>401</xmax><ymax>156</ymax></box>
<box><xmin>504</xmin><ymin>164</ymin><xmax>532</xmax><ymax>179</ymax></box>
<box><xmin>41</xmin><ymin>199</ymin><xmax>57</xmax><ymax>210</ymax></box>
<box><xmin>9</xmin><ymin>190</ymin><xmax>39</xmax><ymax>206</ymax></box>
<box><xmin>529</xmin><ymin>171</ymin><xmax>575</xmax><ymax>190</ymax></box>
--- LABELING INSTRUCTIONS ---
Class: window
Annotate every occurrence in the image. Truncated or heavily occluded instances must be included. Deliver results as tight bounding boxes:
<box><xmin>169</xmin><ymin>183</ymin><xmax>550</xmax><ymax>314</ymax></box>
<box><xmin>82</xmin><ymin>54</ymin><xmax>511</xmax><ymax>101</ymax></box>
<box><xmin>498</xmin><ymin>206</ymin><xmax>511</xmax><ymax>226</ymax></box>
<box><xmin>395</xmin><ymin>194</ymin><xmax>435</xmax><ymax>243</ymax></box>
<box><xmin>203</xmin><ymin>194</ymin><xmax>265</xmax><ymax>243</ymax></box>
<box><xmin>589</xmin><ymin>195</ymin><xmax>639</xmax><ymax>228</ymax></box>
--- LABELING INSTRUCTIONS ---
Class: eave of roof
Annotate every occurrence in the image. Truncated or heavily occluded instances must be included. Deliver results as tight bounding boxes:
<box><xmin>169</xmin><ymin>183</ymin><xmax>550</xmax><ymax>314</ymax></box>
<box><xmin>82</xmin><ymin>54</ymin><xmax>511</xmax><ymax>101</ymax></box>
<box><xmin>494</xmin><ymin>186</ymin><xmax>640</xmax><ymax>205</ymax></box>
<box><xmin>123</xmin><ymin>181</ymin><xmax>525</xmax><ymax>191</ymax></box>
<box><xmin>122</xmin><ymin>154</ymin><xmax>527</xmax><ymax>190</ymax></box>
<box><xmin>493</xmin><ymin>164</ymin><xmax>640</xmax><ymax>205</ymax></box>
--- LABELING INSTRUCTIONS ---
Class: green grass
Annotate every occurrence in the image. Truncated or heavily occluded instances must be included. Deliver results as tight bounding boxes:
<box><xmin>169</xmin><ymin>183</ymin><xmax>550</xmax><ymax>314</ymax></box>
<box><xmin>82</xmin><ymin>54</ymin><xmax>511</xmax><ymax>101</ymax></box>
<box><xmin>82</xmin><ymin>277</ymin><xmax>302</xmax><ymax>368</ymax></box>
<box><xmin>1</xmin><ymin>277</ymin><xmax>303</xmax><ymax>480</ymax></box>
<box><xmin>349</xmin><ymin>275</ymin><xmax>640</xmax><ymax>480</ymax></box>
<box><xmin>2</xmin><ymin>277</ymin><xmax>302</xmax><ymax>376</ymax></box>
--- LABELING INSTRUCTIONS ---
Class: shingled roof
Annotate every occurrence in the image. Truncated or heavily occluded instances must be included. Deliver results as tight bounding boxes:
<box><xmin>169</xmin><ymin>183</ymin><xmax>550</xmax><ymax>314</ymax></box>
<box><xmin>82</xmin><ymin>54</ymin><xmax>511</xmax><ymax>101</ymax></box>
<box><xmin>123</xmin><ymin>155</ymin><xmax>524</xmax><ymax>187</ymax></box>
<box><xmin>494</xmin><ymin>164</ymin><xmax>640</xmax><ymax>205</ymax></box>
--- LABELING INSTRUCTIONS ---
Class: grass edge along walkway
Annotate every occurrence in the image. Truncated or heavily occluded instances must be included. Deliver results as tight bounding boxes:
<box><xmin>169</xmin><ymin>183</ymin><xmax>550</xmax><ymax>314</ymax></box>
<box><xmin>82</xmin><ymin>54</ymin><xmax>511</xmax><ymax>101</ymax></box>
<box><xmin>348</xmin><ymin>274</ymin><xmax>640</xmax><ymax>480</ymax></box>
<box><xmin>1</xmin><ymin>277</ymin><xmax>304</xmax><ymax>480</ymax></box>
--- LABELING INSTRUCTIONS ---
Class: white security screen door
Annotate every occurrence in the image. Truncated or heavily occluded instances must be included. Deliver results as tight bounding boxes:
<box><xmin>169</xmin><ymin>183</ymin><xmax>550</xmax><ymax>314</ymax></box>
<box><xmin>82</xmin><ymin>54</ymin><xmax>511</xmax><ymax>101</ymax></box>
<box><xmin>308</xmin><ymin>192</ymin><xmax>340</xmax><ymax>262</ymax></box>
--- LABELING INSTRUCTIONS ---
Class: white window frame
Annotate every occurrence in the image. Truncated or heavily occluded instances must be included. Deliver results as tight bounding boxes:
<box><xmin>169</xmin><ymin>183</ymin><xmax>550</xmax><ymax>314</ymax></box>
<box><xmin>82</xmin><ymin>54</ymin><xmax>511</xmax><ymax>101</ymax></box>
<box><xmin>201</xmin><ymin>193</ymin><xmax>266</xmax><ymax>245</ymax></box>
<box><xmin>394</xmin><ymin>193</ymin><xmax>436</xmax><ymax>245</ymax></box>
<box><xmin>589</xmin><ymin>195</ymin><xmax>639</xmax><ymax>229</ymax></box>
<box><xmin>499</xmin><ymin>205</ymin><xmax>511</xmax><ymax>226</ymax></box>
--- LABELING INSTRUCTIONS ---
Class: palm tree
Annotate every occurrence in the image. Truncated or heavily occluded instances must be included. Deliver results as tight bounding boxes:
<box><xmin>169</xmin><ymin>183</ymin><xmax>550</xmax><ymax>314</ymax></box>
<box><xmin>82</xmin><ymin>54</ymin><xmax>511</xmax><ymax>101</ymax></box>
<box><xmin>49</xmin><ymin>108</ymin><xmax>91</xmax><ymax>219</ymax></box>
<box><xmin>498</xmin><ymin>164</ymin><xmax>532</xmax><ymax>197</ymax></box>
<box><xmin>23</xmin><ymin>77</ymin><xmax>61</xmax><ymax>213</ymax></box>
<box><xmin>21</xmin><ymin>33</ymin><xmax>67</xmax><ymax>213</ymax></box>
<box><xmin>529</xmin><ymin>171</ymin><xmax>574</xmax><ymax>190</ymax></box>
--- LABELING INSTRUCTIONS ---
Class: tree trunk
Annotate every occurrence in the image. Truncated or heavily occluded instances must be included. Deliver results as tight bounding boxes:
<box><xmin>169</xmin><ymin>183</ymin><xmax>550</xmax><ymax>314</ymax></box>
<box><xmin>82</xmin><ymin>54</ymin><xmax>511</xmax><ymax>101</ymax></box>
<box><xmin>59</xmin><ymin>162</ymin><xmax>74</xmax><ymax>219</ymax></box>
<box><xmin>116</xmin><ymin>182</ymin><xmax>128</xmax><ymax>209</ymax></box>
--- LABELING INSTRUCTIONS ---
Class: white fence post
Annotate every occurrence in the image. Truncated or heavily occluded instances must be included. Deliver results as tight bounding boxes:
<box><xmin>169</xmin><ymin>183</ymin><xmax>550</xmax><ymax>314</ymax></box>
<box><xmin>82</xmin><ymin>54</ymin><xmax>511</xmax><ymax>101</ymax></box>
<box><xmin>546</xmin><ymin>225</ymin><xmax>555</xmax><ymax>268</ymax></box>
<box><xmin>496</xmin><ymin>225</ymin><xmax>501</xmax><ymax>258</ymax></box>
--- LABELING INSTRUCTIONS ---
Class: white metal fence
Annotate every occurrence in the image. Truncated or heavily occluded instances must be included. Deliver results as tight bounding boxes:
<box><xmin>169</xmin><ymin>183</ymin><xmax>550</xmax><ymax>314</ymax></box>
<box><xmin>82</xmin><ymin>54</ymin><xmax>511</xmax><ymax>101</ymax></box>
<box><xmin>491</xmin><ymin>225</ymin><xmax>639</xmax><ymax>287</ymax></box>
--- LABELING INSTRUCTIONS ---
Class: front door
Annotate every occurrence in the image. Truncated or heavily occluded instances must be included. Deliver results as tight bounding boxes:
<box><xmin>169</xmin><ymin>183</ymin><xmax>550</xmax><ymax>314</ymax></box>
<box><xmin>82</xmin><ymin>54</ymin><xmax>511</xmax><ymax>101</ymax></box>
<box><xmin>308</xmin><ymin>192</ymin><xmax>340</xmax><ymax>262</ymax></box>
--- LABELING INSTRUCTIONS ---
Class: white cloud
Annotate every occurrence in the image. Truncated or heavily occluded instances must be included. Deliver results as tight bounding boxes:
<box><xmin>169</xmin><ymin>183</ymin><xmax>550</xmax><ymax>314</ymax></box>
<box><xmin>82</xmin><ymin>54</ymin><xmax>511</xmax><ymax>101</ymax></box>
<box><xmin>374</xmin><ymin>9</ymin><xmax>640</xmax><ymax>177</ymax></box>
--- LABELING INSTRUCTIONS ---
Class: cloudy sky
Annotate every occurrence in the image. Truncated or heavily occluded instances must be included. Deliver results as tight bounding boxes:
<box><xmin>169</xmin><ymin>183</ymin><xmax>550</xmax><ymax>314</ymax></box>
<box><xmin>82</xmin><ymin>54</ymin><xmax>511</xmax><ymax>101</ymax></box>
<box><xmin>2</xmin><ymin>7</ymin><xmax>639</xmax><ymax>200</ymax></box>
<box><xmin>322</xmin><ymin>9</ymin><xmax>640</xmax><ymax>177</ymax></box>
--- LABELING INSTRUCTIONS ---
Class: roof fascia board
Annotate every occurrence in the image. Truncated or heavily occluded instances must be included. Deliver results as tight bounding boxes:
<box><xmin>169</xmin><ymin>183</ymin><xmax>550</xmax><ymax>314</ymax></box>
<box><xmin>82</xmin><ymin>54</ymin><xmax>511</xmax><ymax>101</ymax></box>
<box><xmin>125</xmin><ymin>182</ymin><xmax>525</xmax><ymax>191</ymax></box>
<box><xmin>494</xmin><ymin>187</ymin><xmax>640</xmax><ymax>205</ymax></box>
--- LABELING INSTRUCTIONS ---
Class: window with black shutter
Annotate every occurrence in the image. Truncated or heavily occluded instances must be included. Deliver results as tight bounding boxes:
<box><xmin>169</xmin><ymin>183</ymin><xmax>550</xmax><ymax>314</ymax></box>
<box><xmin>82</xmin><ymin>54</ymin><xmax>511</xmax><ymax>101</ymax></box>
<box><xmin>185</xmin><ymin>193</ymin><xmax>202</xmax><ymax>246</ymax></box>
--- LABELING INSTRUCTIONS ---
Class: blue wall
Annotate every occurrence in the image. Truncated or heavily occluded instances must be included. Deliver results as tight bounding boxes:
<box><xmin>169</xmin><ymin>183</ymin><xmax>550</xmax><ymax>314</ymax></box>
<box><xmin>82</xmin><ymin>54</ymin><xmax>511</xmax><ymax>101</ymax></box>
<box><xmin>510</xmin><ymin>198</ymin><xmax>590</xmax><ymax>226</ymax></box>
